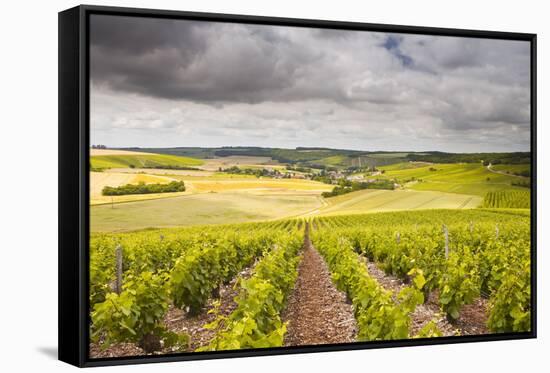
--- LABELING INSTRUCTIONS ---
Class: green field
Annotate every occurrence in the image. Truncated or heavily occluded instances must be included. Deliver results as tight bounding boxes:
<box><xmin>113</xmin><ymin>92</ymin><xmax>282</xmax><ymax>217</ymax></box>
<box><xmin>91</xmin><ymin>153</ymin><xmax>203</xmax><ymax>169</ymax></box>
<box><xmin>90</xmin><ymin>192</ymin><xmax>323</xmax><ymax>232</ymax></box>
<box><xmin>315</xmin><ymin>189</ymin><xmax>481</xmax><ymax>216</ymax></box>
<box><xmin>318</xmin><ymin>155</ymin><xmax>348</xmax><ymax>166</ymax></box>
<box><xmin>491</xmin><ymin>163</ymin><xmax>531</xmax><ymax>176</ymax></box>
<box><xmin>378</xmin><ymin>162</ymin><xmax>526</xmax><ymax>196</ymax></box>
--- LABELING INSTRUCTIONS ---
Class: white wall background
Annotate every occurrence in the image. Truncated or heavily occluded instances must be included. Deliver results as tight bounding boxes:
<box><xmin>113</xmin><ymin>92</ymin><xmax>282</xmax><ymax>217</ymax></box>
<box><xmin>0</xmin><ymin>0</ymin><xmax>546</xmax><ymax>371</ymax></box>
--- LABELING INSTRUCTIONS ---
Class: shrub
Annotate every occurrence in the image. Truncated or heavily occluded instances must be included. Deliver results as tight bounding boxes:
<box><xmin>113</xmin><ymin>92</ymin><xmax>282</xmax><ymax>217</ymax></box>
<box><xmin>102</xmin><ymin>181</ymin><xmax>185</xmax><ymax>196</ymax></box>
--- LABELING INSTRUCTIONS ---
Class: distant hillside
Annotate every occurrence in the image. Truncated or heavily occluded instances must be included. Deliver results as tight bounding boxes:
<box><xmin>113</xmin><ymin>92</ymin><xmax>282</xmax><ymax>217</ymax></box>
<box><xmin>116</xmin><ymin>147</ymin><xmax>530</xmax><ymax>170</ymax></box>
<box><xmin>406</xmin><ymin>151</ymin><xmax>530</xmax><ymax>165</ymax></box>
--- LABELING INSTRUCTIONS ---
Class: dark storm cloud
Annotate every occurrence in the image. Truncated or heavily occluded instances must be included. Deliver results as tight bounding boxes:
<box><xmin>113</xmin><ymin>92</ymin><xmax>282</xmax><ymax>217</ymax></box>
<box><xmin>91</xmin><ymin>15</ymin><xmax>325</xmax><ymax>103</ymax></box>
<box><xmin>90</xmin><ymin>15</ymin><xmax>531</xmax><ymax>151</ymax></box>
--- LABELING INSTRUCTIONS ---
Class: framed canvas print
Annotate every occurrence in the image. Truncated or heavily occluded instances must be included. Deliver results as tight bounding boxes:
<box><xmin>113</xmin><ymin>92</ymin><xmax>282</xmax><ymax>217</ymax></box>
<box><xmin>58</xmin><ymin>5</ymin><xmax>537</xmax><ymax>367</ymax></box>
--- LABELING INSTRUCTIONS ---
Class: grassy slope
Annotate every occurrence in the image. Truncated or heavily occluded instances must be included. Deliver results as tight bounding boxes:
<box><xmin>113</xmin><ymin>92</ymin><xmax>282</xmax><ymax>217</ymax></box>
<box><xmin>91</xmin><ymin>153</ymin><xmax>203</xmax><ymax>169</ymax></box>
<box><xmin>378</xmin><ymin>162</ymin><xmax>526</xmax><ymax>196</ymax></box>
<box><xmin>491</xmin><ymin>164</ymin><xmax>531</xmax><ymax>175</ymax></box>
<box><xmin>90</xmin><ymin>192</ymin><xmax>323</xmax><ymax>232</ymax></box>
<box><xmin>318</xmin><ymin>155</ymin><xmax>348</xmax><ymax>166</ymax></box>
<box><xmin>376</xmin><ymin>161</ymin><xmax>432</xmax><ymax>171</ymax></box>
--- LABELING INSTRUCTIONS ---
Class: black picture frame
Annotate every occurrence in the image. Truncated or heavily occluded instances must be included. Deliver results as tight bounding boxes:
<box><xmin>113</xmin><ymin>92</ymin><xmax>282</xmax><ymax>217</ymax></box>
<box><xmin>58</xmin><ymin>4</ymin><xmax>537</xmax><ymax>368</ymax></box>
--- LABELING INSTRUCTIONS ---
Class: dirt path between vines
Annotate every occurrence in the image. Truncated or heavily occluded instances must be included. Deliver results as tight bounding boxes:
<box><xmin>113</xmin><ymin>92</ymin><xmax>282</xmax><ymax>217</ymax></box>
<box><xmin>282</xmin><ymin>225</ymin><xmax>357</xmax><ymax>346</ymax></box>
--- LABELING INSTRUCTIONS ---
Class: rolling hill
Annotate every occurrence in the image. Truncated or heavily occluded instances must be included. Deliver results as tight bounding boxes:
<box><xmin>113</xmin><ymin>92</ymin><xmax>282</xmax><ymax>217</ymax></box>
<box><xmin>377</xmin><ymin>162</ymin><xmax>529</xmax><ymax>196</ymax></box>
<box><xmin>90</xmin><ymin>150</ymin><xmax>203</xmax><ymax>169</ymax></box>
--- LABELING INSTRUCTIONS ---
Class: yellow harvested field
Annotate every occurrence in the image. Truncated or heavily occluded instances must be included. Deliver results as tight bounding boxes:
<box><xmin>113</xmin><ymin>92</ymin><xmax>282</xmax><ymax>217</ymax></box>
<box><xmin>90</xmin><ymin>172</ymin><xmax>179</xmax><ymax>205</ymax></box>
<box><xmin>90</xmin><ymin>173</ymin><xmax>331</xmax><ymax>205</ymax></box>
<box><xmin>90</xmin><ymin>148</ymin><xmax>155</xmax><ymax>156</ymax></box>
<box><xmin>183</xmin><ymin>178</ymin><xmax>334</xmax><ymax>193</ymax></box>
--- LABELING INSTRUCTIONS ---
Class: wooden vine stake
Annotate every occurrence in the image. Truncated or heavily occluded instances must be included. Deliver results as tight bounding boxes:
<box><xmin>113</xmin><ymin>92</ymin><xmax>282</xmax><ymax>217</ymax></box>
<box><xmin>442</xmin><ymin>224</ymin><xmax>449</xmax><ymax>259</ymax></box>
<box><xmin>469</xmin><ymin>220</ymin><xmax>474</xmax><ymax>234</ymax></box>
<box><xmin>495</xmin><ymin>224</ymin><xmax>499</xmax><ymax>239</ymax></box>
<box><xmin>115</xmin><ymin>244</ymin><xmax>123</xmax><ymax>295</ymax></box>
<box><xmin>396</xmin><ymin>231</ymin><xmax>401</xmax><ymax>244</ymax></box>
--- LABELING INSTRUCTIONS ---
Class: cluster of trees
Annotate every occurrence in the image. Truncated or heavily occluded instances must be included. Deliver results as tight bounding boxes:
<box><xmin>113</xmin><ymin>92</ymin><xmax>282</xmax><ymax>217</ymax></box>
<box><xmin>311</xmin><ymin>174</ymin><xmax>332</xmax><ymax>184</ymax></box>
<box><xmin>102</xmin><ymin>181</ymin><xmax>185</xmax><ymax>196</ymax></box>
<box><xmin>322</xmin><ymin>179</ymin><xmax>394</xmax><ymax>198</ymax></box>
<box><xmin>285</xmin><ymin>165</ymin><xmax>313</xmax><ymax>173</ymax></box>
<box><xmin>129</xmin><ymin>164</ymin><xmax>199</xmax><ymax>171</ymax></box>
<box><xmin>220</xmin><ymin>166</ymin><xmax>282</xmax><ymax>178</ymax></box>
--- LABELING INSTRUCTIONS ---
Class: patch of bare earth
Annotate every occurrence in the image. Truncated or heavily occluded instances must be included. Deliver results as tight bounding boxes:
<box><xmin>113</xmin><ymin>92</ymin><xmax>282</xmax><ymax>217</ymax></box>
<box><xmin>428</xmin><ymin>290</ymin><xmax>489</xmax><ymax>335</ymax></box>
<box><xmin>89</xmin><ymin>342</ymin><xmax>145</xmax><ymax>358</ymax></box>
<box><xmin>363</xmin><ymin>259</ymin><xmax>489</xmax><ymax>336</ymax></box>
<box><xmin>282</xmin><ymin>232</ymin><xmax>357</xmax><ymax>346</ymax></box>
<box><xmin>89</xmin><ymin>266</ymin><xmax>254</xmax><ymax>358</ymax></box>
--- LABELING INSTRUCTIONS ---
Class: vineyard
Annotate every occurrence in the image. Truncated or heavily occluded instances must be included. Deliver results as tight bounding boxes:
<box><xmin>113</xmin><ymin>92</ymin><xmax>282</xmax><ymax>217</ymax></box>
<box><xmin>89</xmin><ymin>208</ymin><xmax>531</xmax><ymax>357</ymax></box>
<box><xmin>482</xmin><ymin>190</ymin><xmax>531</xmax><ymax>209</ymax></box>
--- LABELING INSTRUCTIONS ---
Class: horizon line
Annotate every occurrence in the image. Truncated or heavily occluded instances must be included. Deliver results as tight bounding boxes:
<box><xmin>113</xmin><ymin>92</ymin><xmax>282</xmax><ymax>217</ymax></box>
<box><xmin>90</xmin><ymin>145</ymin><xmax>531</xmax><ymax>155</ymax></box>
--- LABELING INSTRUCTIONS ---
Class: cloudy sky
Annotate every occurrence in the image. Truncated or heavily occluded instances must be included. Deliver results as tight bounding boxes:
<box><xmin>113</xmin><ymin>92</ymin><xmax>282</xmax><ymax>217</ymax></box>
<box><xmin>90</xmin><ymin>15</ymin><xmax>531</xmax><ymax>152</ymax></box>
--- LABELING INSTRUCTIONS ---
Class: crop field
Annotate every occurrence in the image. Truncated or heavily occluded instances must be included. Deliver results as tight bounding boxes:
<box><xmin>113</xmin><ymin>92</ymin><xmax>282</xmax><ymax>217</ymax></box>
<box><xmin>88</xmin><ymin>208</ymin><xmax>530</xmax><ymax>357</ymax></box>
<box><xmin>177</xmin><ymin>177</ymin><xmax>333</xmax><ymax>193</ymax></box>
